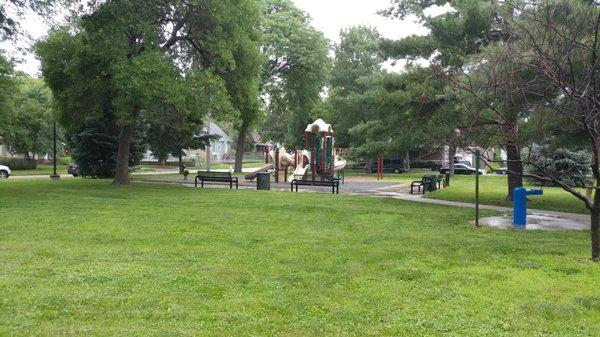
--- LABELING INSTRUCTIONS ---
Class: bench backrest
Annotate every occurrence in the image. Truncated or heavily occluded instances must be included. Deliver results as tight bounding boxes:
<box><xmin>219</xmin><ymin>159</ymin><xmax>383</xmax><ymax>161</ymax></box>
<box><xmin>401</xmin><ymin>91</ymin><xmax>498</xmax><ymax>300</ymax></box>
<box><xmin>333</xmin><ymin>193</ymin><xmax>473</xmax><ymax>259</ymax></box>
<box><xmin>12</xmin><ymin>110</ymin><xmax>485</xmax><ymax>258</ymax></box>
<box><xmin>197</xmin><ymin>171</ymin><xmax>232</xmax><ymax>178</ymax></box>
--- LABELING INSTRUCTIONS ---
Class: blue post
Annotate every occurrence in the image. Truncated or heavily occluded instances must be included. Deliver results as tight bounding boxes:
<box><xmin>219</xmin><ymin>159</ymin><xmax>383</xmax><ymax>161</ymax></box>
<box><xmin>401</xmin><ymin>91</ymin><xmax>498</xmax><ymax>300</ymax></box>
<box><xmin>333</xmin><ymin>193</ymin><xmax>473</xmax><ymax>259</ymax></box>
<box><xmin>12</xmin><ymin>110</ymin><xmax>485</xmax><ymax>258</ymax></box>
<box><xmin>513</xmin><ymin>187</ymin><xmax>543</xmax><ymax>228</ymax></box>
<box><xmin>513</xmin><ymin>187</ymin><xmax>527</xmax><ymax>228</ymax></box>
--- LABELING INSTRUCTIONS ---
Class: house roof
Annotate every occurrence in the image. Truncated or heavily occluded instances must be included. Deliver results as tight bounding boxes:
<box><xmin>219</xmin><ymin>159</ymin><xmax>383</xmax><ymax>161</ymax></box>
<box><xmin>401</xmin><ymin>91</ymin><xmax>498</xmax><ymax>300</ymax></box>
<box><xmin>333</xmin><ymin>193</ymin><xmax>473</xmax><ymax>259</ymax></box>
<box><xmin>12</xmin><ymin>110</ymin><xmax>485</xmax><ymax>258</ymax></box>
<box><xmin>203</xmin><ymin>121</ymin><xmax>232</xmax><ymax>143</ymax></box>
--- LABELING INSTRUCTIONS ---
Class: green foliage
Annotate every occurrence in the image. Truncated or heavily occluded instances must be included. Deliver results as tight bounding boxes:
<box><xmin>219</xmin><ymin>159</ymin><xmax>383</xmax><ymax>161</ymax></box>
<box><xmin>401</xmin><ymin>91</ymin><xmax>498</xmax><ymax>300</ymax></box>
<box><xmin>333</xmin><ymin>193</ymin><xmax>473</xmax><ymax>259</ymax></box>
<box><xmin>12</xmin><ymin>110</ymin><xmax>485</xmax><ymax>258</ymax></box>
<box><xmin>259</xmin><ymin>0</ymin><xmax>330</xmax><ymax>148</ymax></box>
<box><xmin>0</xmin><ymin>75</ymin><xmax>56</xmax><ymax>159</ymax></box>
<box><xmin>0</xmin><ymin>54</ymin><xmax>15</xmax><ymax>123</ymax></box>
<box><xmin>328</xmin><ymin>26</ymin><xmax>383</xmax><ymax>147</ymax></box>
<box><xmin>36</xmin><ymin>0</ymin><xmax>264</xmax><ymax>182</ymax></box>
<box><xmin>67</xmin><ymin>117</ymin><xmax>146</xmax><ymax>178</ymax></box>
<box><xmin>525</xmin><ymin>145</ymin><xmax>591</xmax><ymax>188</ymax></box>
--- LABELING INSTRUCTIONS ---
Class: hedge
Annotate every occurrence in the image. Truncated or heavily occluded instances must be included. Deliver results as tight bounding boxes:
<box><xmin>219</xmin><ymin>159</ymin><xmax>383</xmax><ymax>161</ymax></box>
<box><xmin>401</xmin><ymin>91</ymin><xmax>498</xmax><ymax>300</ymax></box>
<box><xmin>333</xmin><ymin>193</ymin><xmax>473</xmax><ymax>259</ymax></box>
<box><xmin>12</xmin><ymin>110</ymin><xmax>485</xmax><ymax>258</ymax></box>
<box><xmin>0</xmin><ymin>157</ymin><xmax>37</xmax><ymax>170</ymax></box>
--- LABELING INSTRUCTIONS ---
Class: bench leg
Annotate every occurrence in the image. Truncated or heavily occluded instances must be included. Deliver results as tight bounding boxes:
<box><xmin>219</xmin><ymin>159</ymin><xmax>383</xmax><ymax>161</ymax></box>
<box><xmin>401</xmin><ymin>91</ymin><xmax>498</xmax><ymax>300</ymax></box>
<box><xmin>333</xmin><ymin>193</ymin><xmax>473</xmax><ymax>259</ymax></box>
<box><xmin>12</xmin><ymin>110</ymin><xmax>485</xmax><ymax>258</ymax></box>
<box><xmin>236</xmin><ymin>181</ymin><xmax>238</xmax><ymax>189</ymax></box>
<box><xmin>201</xmin><ymin>180</ymin><xmax>204</xmax><ymax>188</ymax></box>
<box><xmin>195</xmin><ymin>178</ymin><xmax>198</xmax><ymax>188</ymax></box>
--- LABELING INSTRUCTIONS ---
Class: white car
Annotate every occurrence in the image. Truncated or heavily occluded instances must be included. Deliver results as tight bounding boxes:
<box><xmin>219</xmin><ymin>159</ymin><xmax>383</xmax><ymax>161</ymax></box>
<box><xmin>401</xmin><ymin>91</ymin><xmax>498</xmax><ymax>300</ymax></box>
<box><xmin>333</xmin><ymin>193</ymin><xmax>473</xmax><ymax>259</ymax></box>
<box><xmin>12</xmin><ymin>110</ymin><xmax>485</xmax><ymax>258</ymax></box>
<box><xmin>0</xmin><ymin>164</ymin><xmax>11</xmax><ymax>178</ymax></box>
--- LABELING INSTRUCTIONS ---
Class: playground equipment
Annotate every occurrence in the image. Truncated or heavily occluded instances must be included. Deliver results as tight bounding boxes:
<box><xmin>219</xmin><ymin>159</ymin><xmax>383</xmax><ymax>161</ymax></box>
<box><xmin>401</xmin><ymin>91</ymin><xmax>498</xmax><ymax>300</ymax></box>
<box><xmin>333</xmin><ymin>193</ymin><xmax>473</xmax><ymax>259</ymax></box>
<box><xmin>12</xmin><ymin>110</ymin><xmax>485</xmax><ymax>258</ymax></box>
<box><xmin>244</xmin><ymin>163</ymin><xmax>274</xmax><ymax>181</ymax></box>
<box><xmin>513</xmin><ymin>187</ymin><xmax>544</xmax><ymax>228</ymax></box>
<box><xmin>303</xmin><ymin>118</ymin><xmax>346</xmax><ymax>182</ymax></box>
<box><xmin>244</xmin><ymin>118</ymin><xmax>346</xmax><ymax>184</ymax></box>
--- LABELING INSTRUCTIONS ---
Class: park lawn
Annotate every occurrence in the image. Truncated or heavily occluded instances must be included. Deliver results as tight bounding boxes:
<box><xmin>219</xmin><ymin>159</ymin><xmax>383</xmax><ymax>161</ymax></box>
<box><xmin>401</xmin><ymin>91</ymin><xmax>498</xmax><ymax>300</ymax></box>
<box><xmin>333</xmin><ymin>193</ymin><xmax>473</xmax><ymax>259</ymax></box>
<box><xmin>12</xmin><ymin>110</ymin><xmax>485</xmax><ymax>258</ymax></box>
<box><xmin>1</xmin><ymin>180</ymin><xmax>600</xmax><ymax>336</ymax></box>
<box><xmin>428</xmin><ymin>175</ymin><xmax>590</xmax><ymax>214</ymax></box>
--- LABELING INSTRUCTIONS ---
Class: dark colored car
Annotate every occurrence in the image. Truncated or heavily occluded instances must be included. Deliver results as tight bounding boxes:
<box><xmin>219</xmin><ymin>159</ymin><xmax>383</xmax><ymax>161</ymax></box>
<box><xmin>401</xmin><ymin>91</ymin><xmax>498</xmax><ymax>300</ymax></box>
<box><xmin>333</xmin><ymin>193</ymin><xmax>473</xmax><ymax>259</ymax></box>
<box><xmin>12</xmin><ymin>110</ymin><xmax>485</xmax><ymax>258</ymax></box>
<box><xmin>439</xmin><ymin>163</ymin><xmax>485</xmax><ymax>175</ymax></box>
<box><xmin>68</xmin><ymin>165</ymin><xmax>80</xmax><ymax>177</ymax></box>
<box><xmin>369</xmin><ymin>158</ymin><xmax>407</xmax><ymax>173</ymax></box>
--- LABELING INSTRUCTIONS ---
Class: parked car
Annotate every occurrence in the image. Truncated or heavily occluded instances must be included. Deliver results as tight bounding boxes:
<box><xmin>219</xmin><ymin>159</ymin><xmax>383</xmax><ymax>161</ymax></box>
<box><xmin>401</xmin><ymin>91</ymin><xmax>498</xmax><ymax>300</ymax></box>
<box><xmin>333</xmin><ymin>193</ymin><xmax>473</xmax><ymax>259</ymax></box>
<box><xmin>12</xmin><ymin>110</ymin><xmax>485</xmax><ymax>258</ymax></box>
<box><xmin>0</xmin><ymin>164</ymin><xmax>11</xmax><ymax>178</ymax></box>
<box><xmin>495</xmin><ymin>167</ymin><xmax>508</xmax><ymax>175</ymax></box>
<box><xmin>439</xmin><ymin>163</ymin><xmax>485</xmax><ymax>175</ymax></box>
<box><xmin>369</xmin><ymin>158</ymin><xmax>407</xmax><ymax>173</ymax></box>
<box><xmin>68</xmin><ymin>165</ymin><xmax>80</xmax><ymax>177</ymax></box>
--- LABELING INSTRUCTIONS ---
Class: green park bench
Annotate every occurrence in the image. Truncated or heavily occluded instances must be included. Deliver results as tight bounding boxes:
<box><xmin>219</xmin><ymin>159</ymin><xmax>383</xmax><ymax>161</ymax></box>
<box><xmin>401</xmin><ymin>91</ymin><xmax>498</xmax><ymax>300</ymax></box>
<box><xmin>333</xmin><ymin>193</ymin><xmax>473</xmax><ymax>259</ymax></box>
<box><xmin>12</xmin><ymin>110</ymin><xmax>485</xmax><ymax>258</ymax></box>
<box><xmin>195</xmin><ymin>171</ymin><xmax>238</xmax><ymax>189</ymax></box>
<box><xmin>291</xmin><ymin>177</ymin><xmax>340</xmax><ymax>194</ymax></box>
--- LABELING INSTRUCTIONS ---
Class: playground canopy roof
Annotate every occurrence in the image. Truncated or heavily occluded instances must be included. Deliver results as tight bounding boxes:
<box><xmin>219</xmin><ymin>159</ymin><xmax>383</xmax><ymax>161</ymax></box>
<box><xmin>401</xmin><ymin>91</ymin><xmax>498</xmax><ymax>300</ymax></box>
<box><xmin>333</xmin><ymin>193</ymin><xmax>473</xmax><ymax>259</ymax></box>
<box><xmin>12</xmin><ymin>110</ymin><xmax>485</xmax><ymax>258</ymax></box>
<box><xmin>305</xmin><ymin>118</ymin><xmax>333</xmax><ymax>134</ymax></box>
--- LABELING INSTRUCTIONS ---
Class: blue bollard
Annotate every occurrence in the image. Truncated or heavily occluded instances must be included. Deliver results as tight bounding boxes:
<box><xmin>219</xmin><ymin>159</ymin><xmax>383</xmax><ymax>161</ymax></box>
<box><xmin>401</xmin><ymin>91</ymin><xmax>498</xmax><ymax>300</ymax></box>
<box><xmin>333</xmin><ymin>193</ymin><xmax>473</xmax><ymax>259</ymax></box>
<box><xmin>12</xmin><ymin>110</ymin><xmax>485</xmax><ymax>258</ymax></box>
<box><xmin>513</xmin><ymin>187</ymin><xmax>543</xmax><ymax>228</ymax></box>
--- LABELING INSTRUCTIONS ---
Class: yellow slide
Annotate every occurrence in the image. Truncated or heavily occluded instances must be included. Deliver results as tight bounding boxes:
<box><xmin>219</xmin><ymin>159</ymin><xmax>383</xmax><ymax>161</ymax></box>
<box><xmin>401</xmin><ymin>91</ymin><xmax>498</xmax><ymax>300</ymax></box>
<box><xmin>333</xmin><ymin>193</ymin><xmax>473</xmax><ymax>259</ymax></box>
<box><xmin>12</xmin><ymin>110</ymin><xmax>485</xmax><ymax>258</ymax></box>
<box><xmin>288</xmin><ymin>164</ymin><xmax>310</xmax><ymax>182</ymax></box>
<box><xmin>244</xmin><ymin>164</ymin><xmax>274</xmax><ymax>181</ymax></box>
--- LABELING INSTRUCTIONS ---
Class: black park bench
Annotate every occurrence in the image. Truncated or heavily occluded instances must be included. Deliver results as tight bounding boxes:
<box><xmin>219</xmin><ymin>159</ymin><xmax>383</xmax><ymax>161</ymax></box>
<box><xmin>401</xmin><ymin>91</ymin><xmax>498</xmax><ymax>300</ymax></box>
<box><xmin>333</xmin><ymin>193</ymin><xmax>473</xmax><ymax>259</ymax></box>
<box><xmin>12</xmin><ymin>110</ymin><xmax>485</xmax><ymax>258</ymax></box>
<box><xmin>195</xmin><ymin>171</ymin><xmax>238</xmax><ymax>189</ymax></box>
<box><xmin>410</xmin><ymin>175</ymin><xmax>433</xmax><ymax>194</ymax></box>
<box><xmin>291</xmin><ymin>178</ymin><xmax>340</xmax><ymax>194</ymax></box>
<box><xmin>410</xmin><ymin>175</ymin><xmax>446</xmax><ymax>194</ymax></box>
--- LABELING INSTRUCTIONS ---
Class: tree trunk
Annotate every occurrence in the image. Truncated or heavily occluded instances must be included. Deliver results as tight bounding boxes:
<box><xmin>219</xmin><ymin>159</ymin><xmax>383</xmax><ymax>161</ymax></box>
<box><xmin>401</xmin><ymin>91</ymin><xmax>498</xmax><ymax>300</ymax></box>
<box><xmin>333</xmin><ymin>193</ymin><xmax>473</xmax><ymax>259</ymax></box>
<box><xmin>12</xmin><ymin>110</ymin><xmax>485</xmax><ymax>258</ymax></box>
<box><xmin>592</xmin><ymin>205</ymin><xmax>600</xmax><ymax>261</ymax></box>
<box><xmin>404</xmin><ymin>150</ymin><xmax>411</xmax><ymax>171</ymax></box>
<box><xmin>505</xmin><ymin>139</ymin><xmax>523</xmax><ymax>201</ymax></box>
<box><xmin>158</xmin><ymin>156</ymin><xmax>167</xmax><ymax>166</ymax></box>
<box><xmin>234</xmin><ymin>124</ymin><xmax>248</xmax><ymax>173</ymax></box>
<box><xmin>113</xmin><ymin>105</ymin><xmax>140</xmax><ymax>185</ymax></box>
<box><xmin>448</xmin><ymin>145</ymin><xmax>457</xmax><ymax>176</ymax></box>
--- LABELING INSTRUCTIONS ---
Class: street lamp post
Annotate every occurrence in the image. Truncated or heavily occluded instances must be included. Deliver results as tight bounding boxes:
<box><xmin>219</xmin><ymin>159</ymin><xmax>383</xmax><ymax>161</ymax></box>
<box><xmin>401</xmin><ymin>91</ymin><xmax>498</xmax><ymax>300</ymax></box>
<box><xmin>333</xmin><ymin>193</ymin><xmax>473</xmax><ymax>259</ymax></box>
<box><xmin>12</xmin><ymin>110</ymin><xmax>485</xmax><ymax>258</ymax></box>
<box><xmin>50</xmin><ymin>120</ymin><xmax>60</xmax><ymax>180</ymax></box>
<box><xmin>475</xmin><ymin>149</ymin><xmax>480</xmax><ymax>227</ymax></box>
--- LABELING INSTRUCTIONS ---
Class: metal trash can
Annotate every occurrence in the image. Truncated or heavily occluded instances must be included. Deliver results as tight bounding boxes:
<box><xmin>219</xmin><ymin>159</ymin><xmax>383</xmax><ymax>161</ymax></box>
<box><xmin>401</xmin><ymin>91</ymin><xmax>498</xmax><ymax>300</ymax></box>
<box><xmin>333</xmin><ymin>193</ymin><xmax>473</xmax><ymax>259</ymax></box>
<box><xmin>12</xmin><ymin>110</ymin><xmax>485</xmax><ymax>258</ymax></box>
<box><xmin>257</xmin><ymin>172</ymin><xmax>271</xmax><ymax>190</ymax></box>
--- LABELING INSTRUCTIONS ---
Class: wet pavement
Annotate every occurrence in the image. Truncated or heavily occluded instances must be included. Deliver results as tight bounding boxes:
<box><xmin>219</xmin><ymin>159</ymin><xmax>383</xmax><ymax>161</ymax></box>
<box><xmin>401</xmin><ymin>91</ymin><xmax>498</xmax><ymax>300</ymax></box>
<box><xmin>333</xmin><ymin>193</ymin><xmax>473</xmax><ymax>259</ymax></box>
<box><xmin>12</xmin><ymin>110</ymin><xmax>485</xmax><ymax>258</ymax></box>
<box><xmin>479</xmin><ymin>214</ymin><xmax>589</xmax><ymax>231</ymax></box>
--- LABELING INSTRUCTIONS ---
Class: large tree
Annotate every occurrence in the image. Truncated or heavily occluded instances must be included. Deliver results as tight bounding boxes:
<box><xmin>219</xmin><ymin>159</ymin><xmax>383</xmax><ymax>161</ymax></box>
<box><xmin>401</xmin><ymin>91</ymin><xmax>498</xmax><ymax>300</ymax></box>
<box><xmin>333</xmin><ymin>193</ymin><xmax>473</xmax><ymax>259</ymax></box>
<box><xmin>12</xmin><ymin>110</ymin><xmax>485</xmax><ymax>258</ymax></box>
<box><xmin>258</xmin><ymin>0</ymin><xmax>330</xmax><ymax>149</ymax></box>
<box><xmin>0</xmin><ymin>75</ymin><xmax>54</xmax><ymax>159</ymax></box>
<box><xmin>381</xmin><ymin>0</ymin><xmax>524</xmax><ymax>197</ymax></box>
<box><xmin>459</xmin><ymin>0</ymin><xmax>600</xmax><ymax>260</ymax></box>
<box><xmin>328</xmin><ymin>26</ymin><xmax>383</xmax><ymax>147</ymax></box>
<box><xmin>37</xmin><ymin>0</ymin><xmax>261</xmax><ymax>184</ymax></box>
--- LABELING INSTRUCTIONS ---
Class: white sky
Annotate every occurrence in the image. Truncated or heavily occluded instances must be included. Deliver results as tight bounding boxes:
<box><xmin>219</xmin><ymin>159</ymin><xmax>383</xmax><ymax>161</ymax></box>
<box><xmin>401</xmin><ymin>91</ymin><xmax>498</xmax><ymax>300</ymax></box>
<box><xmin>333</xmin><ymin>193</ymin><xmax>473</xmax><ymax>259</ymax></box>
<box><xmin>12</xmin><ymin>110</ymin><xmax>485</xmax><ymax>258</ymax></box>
<box><xmin>2</xmin><ymin>0</ymin><xmax>441</xmax><ymax>76</ymax></box>
<box><xmin>291</xmin><ymin>0</ymin><xmax>427</xmax><ymax>43</ymax></box>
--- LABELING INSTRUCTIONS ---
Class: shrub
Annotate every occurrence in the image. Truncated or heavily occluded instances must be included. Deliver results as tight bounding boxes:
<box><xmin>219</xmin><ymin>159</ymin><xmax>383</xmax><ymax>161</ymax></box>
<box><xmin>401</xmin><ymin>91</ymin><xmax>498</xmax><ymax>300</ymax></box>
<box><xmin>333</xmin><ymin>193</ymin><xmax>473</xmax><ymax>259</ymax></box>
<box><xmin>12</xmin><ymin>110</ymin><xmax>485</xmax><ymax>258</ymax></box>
<box><xmin>67</xmin><ymin>118</ymin><xmax>146</xmax><ymax>178</ymax></box>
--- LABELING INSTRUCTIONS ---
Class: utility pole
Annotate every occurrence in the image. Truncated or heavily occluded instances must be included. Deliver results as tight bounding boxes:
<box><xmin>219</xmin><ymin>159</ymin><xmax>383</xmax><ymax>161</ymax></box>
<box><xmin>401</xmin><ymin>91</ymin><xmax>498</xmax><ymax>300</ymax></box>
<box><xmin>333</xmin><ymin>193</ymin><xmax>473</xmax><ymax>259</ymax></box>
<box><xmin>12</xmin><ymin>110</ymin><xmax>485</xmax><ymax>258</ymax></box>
<box><xmin>206</xmin><ymin>114</ymin><xmax>211</xmax><ymax>172</ymax></box>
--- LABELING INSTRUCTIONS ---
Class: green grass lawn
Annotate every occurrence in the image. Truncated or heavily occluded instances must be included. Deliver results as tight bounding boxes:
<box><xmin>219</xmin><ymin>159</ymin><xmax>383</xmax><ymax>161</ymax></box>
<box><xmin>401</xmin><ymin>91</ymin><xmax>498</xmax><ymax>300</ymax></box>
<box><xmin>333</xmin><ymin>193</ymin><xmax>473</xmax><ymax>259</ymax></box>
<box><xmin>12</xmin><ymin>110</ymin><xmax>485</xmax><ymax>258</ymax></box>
<box><xmin>1</xmin><ymin>179</ymin><xmax>599</xmax><ymax>336</ymax></box>
<box><xmin>427</xmin><ymin>175</ymin><xmax>589</xmax><ymax>214</ymax></box>
<box><xmin>10</xmin><ymin>164</ymin><xmax>69</xmax><ymax>176</ymax></box>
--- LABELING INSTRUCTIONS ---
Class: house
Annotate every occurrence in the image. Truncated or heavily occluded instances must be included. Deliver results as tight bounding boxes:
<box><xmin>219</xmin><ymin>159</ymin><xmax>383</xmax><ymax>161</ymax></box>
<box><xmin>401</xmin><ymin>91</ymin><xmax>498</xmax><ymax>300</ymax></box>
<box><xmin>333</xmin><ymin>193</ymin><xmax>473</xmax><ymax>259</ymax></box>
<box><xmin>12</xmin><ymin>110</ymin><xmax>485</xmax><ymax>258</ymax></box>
<box><xmin>142</xmin><ymin>121</ymin><xmax>234</xmax><ymax>164</ymax></box>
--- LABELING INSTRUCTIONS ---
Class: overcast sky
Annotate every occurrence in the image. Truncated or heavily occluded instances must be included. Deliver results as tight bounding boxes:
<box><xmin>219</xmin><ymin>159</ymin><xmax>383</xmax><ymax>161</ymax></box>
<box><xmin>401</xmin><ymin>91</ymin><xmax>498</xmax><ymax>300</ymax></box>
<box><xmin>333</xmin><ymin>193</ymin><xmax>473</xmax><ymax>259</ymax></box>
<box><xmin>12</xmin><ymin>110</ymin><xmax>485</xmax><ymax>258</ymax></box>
<box><xmin>3</xmin><ymin>0</ymin><xmax>437</xmax><ymax>76</ymax></box>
